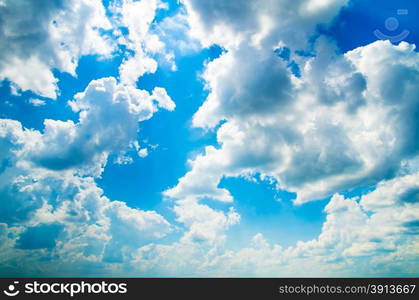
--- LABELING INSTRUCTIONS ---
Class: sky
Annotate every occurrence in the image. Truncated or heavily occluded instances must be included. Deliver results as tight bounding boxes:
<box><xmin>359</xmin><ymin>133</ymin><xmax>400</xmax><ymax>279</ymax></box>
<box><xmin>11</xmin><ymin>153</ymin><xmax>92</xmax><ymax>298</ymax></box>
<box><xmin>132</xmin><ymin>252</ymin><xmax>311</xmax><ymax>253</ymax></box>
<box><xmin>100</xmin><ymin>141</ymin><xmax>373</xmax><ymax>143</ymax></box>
<box><xmin>0</xmin><ymin>0</ymin><xmax>418</xmax><ymax>277</ymax></box>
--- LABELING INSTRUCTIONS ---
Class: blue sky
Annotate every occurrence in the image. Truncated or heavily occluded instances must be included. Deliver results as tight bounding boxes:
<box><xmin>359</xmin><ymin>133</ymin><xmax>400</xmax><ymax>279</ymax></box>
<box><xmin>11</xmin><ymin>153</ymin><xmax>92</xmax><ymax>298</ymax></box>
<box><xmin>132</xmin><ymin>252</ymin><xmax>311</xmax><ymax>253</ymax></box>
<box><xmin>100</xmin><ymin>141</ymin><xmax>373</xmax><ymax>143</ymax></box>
<box><xmin>0</xmin><ymin>0</ymin><xmax>418</xmax><ymax>277</ymax></box>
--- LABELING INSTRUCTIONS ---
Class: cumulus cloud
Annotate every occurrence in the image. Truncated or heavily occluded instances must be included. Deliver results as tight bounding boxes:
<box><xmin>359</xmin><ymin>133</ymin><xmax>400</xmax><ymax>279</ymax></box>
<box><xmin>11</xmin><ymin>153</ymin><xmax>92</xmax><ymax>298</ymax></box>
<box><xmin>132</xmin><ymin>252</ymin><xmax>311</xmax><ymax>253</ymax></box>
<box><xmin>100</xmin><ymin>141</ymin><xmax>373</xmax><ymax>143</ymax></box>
<box><xmin>287</xmin><ymin>175</ymin><xmax>419</xmax><ymax>275</ymax></box>
<box><xmin>167</xmin><ymin>0</ymin><xmax>366</xmax><ymax>203</ymax></box>
<box><xmin>112</xmin><ymin>0</ymin><xmax>176</xmax><ymax>84</ymax></box>
<box><xmin>119</xmin><ymin>50</ymin><xmax>158</xmax><ymax>85</ymax></box>
<box><xmin>0</xmin><ymin>0</ymin><xmax>179</xmax><ymax>276</ymax></box>
<box><xmin>184</xmin><ymin>0</ymin><xmax>348</xmax><ymax>49</ymax></box>
<box><xmin>169</xmin><ymin>37</ymin><xmax>419</xmax><ymax>204</ymax></box>
<box><xmin>1</xmin><ymin>0</ymin><xmax>418</xmax><ymax>277</ymax></box>
<box><xmin>164</xmin><ymin>146</ymin><xmax>234</xmax><ymax>203</ymax></box>
<box><xmin>161</xmin><ymin>3</ymin><xmax>419</xmax><ymax>275</ymax></box>
<box><xmin>18</xmin><ymin>77</ymin><xmax>174</xmax><ymax>176</ymax></box>
<box><xmin>153</xmin><ymin>10</ymin><xmax>201</xmax><ymax>55</ymax></box>
<box><xmin>192</xmin><ymin>46</ymin><xmax>293</xmax><ymax>128</ymax></box>
<box><xmin>0</xmin><ymin>0</ymin><xmax>113</xmax><ymax>98</ymax></box>
<box><xmin>28</xmin><ymin>98</ymin><xmax>46</xmax><ymax>107</ymax></box>
<box><xmin>174</xmin><ymin>199</ymin><xmax>239</xmax><ymax>245</ymax></box>
<box><xmin>138</xmin><ymin>148</ymin><xmax>149</xmax><ymax>158</ymax></box>
<box><xmin>0</xmin><ymin>121</ymin><xmax>172</xmax><ymax>274</ymax></box>
<box><xmin>139</xmin><ymin>175</ymin><xmax>419</xmax><ymax>276</ymax></box>
<box><xmin>0</xmin><ymin>115</ymin><xmax>239</xmax><ymax>275</ymax></box>
<box><xmin>161</xmin><ymin>3</ymin><xmax>419</xmax><ymax>278</ymax></box>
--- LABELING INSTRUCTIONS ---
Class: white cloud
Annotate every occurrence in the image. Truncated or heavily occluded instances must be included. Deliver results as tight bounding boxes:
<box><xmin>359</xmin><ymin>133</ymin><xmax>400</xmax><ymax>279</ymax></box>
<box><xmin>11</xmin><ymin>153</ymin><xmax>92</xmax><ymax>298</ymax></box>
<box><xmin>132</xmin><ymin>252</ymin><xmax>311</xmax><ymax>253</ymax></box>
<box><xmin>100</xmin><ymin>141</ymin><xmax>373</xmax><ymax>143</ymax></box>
<box><xmin>0</xmin><ymin>122</ymin><xmax>172</xmax><ymax>274</ymax></box>
<box><xmin>113</xmin><ymin>0</ymin><xmax>176</xmax><ymax>85</ymax></box>
<box><xmin>1</xmin><ymin>107</ymin><xmax>418</xmax><ymax>277</ymax></box>
<box><xmin>23</xmin><ymin>77</ymin><xmax>174</xmax><ymax>176</ymax></box>
<box><xmin>119</xmin><ymin>50</ymin><xmax>158</xmax><ymax>85</ymax></box>
<box><xmin>154</xmin><ymin>11</ymin><xmax>201</xmax><ymax>55</ymax></box>
<box><xmin>160</xmin><ymin>7</ymin><xmax>419</xmax><ymax>277</ymax></box>
<box><xmin>361</xmin><ymin>173</ymin><xmax>419</xmax><ymax>211</ymax></box>
<box><xmin>167</xmin><ymin>1</ymin><xmax>366</xmax><ymax>204</ymax></box>
<box><xmin>0</xmin><ymin>0</ymin><xmax>114</xmax><ymax>99</ymax></box>
<box><xmin>28</xmin><ymin>98</ymin><xmax>46</xmax><ymax>107</ymax></box>
<box><xmin>192</xmin><ymin>46</ymin><xmax>293</xmax><ymax>128</ymax></box>
<box><xmin>0</xmin><ymin>0</ymin><xmax>180</xmax><ymax>276</ymax></box>
<box><xmin>151</xmin><ymin>87</ymin><xmax>176</xmax><ymax>111</ymax></box>
<box><xmin>164</xmin><ymin>146</ymin><xmax>234</xmax><ymax>203</ymax></box>
<box><xmin>1</xmin><ymin>56</ymin><xmax>58</xmax><ymax>99</ymax></box>
<box><xmin>174</xmin><ymin>199</ymin><xmax>239</xmax><ymax>245</ymax></box>
<box><xmin>168</xmin><ymin>39</ymin><xmax>419</xmax><ymax>204</ymax></box>
<box><xmin>183</xmin><ymin>0</ymin><xmax>348</xmax><ymax>49</ymax></box>
<box><xmin>1</xmin><ymin>0</ymin><xmax>418</xmax><ymax>277</ymax></box>
<box><xmin>103</xmin><ymin>200</ymin><xmax>171</xmax><ymax>263</ymax></box>
<box><xmin>138</xmin><ymin>175</ymin><xmax>419</xmax><ymax>276</ymax></box>
<box><xmin>138</xmin><ymin>148</ymin><xmax>148</xmax><ymax>158</ymax></box>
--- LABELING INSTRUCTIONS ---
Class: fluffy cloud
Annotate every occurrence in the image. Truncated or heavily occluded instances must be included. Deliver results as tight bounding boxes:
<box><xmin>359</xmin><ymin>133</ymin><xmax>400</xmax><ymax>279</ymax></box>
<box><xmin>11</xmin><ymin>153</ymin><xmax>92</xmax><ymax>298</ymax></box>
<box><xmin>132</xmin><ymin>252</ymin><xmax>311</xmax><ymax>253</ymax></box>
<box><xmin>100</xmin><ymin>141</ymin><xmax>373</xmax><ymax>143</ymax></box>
<box><xmin>169</xmin><ymin>37</ymin><xmax>419</xmax><ymax>204</ymax></box>
<box><xmin>28</xmin><ymin>98</ymin><xmax>47</xmax><ymax>107</ymax></box>
<box><xmin>192</xmin><ymin>46</ymin><xmax>293</xmax><ymax>128</ymax></box>
<box><xmin>0</xmin><ymin>120</ymin><xmax>172</xmax><ymax>275</ymax></box>
<box><xmin>174</xmin><ymin>199</ymin><xmax>239</xmax><ymax>245</ymax></box>
<box><xmin>1</xmin><ymin>0</ymin><xmax>418</xmax><ymax>277</ymax></box>
<box><xmin>0</xmin><ymin>114</ymin><xmax>239</xmax><ymax>275</ymax></box>
<box><xmin>162</xmin><ymin>3</ymin><xmax>419</xmax><ymax>276</ymax></box>
<box><xmin>164</xmin><ymin>146</ymin><xmax>234</xmax><ymax>202</ymax></box>
<box><xmin>286</xmin><ymin>175</ymin><xmax>419</xmax><ymax>275</ymax></box>
<box><xmin>139</xmin><ymin>175</ymin><xmax>419</xmax><ymax>276</ymax></box>
<box><xmin>184</xmin><ymin>0</ymin><xmax>348</xmax><ymax>49</ymax></box>
<box><xmin>113</xmin><ymin>0</ymin><xmax>176</xmax><ymax>85</ymax></box>
<box><xmin>0</xmin><ymin>0</ymin><xmax>113</xmax><ymax>98</ymax></box>
<box><xmin>167</xmin><ymin>0</ymin><xmax>360</xmax><ymax>203</ymax></box>
<box><xmin>153</xmin><ymin>10</ymin><xmax>201</xmax><ymax>55</ymax></box>
<box><xmin>16</xmin><ymin>77</ymin><xmax>174</xmax><ymax>176</ymax></box>
<box><xmin>119</xmin><ymin>50</ymin><xmax>158</xmax><ymax>85</ymax></box>
<box><xmin>0</xmin><ymin>0</ymin><xmax>179</xmax><ymax>276</ymax></box>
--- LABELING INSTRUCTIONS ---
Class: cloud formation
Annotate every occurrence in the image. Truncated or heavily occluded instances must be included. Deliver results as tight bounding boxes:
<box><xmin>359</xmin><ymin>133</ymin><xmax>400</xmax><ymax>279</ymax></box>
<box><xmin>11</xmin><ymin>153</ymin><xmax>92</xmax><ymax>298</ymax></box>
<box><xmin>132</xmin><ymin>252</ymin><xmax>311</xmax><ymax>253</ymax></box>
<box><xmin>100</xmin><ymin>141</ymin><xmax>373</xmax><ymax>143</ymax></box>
<box><xmin>157</xmin><ymin>0</ymin><xmax>419</xmax><ymax>276</ymax></box>
<box><xmin>0</xmin><ymin>118</ymin><xmax>171</xmax><ymax>275</ymax></box>
<box><xmin>114</xmin><ymin>0</ymin><xmax>177</xmax><ymax>84</ymax></box>
<box><xmin>141</xmin><ymin>175</ymin><xmax>419</xmax><ymax>277</ymax></box>
<box><xmin>0</xmin><ymin>0</ymin><xmax>113</xmax><ymax>98</ymax></box>
<box><xmin>0</xmin><ymin>0</ymin><xmax>418</xmax><ymax>277</ymax></box>
<box><xmin>169</xmin><ymin>36</ymin><xmax>419</xmax><ymax>204</ymax></box>
<box><xmin>0</xmin><ymin>0</ymin><xmax>176</xmax><ymax>276</ymax></box>
<box><xmin>2</xmin><ymin>77</ymin><xmax>173</xmax><ymax>176</ymax></box>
